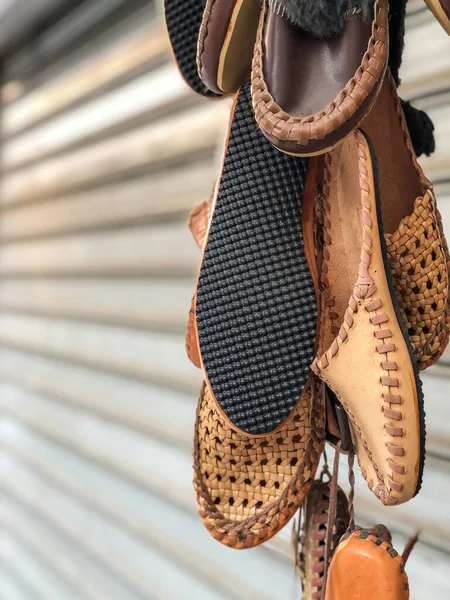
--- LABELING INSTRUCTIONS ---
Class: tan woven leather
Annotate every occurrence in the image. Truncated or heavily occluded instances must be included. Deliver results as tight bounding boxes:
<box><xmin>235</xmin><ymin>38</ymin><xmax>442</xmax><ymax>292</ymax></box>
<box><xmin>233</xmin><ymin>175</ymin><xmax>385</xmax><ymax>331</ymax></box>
<box><xmin>251</xmin><ymin>0</ymin><xmax>389</xmax><ymax>152</ymax></box>
<box><xmin>193</xmin><ymin>377</ymin><xmax>325</xmax><ymax>549</ymax></box>
<box><xmin>386</xmin><ymin>193</ymin><xmax>450</xmax><ymax>369</ymax></box>
<box><xmin>312</xmin><ymin>131</ymin><xmax>422</xmax><ymax>506</ymax></box>
<box><xmin>325</xmin><ymin>529</ymin><xmax>409</xmax><ymax>600</ymax></box>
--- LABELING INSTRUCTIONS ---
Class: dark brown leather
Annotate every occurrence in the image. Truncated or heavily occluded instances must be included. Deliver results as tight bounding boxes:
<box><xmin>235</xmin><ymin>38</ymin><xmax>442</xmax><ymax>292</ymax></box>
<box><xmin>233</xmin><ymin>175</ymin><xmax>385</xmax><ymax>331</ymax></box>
<box><xmin>252</xmin><ymin>0</ymin><xmax>389</xmax><ymax>156</ymax></box>
<box><xmin>264</xmin><ymin>13</ymin><xmax>373</xmax><ymax>118</ymax></box>
<box><xmin>198</xmin><ymin>0</ymin><xmax>237</xmax><ymax>94</ymax></box>
<box><xmin>261</xmin><ymin>11</ymin><xmax>379</xmax><ymax>156</ymax></box>
<box><xmin>439</xmin><ymin>0</ymin><xmax>450</xmax><ymax>18</ymax></box>
<box><xmin>198</xmin><ymin>0</ymin><xmax>260</xmax><ymax>94</ymax></box>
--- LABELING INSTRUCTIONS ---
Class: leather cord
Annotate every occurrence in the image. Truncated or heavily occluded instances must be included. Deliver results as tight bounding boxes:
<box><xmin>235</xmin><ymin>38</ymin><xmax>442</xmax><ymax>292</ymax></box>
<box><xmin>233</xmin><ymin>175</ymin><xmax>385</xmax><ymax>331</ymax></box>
<box><xmin>321</xmin><ymin>442</ymin><xmax>341</xmax><ymax>600</ymax></box>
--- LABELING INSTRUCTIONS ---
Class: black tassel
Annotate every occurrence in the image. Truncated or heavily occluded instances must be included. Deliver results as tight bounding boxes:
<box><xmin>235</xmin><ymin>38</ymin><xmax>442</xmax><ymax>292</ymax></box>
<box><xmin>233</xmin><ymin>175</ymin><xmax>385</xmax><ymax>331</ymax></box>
<box><xmin>268</xmin><ymin>0</ymin><xmax>374</xmax><ymax>37</ymax></box>
<box><xmin>401</xmin><ymin>100</ymin><xmax>436</xmax><ymax>158</ymax></box>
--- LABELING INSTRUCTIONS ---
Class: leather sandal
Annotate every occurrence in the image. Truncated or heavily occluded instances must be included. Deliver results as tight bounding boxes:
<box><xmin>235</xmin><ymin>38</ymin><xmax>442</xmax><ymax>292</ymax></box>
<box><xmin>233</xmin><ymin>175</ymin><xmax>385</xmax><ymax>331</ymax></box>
<box><xmin>164</xmin><ymin>0</ymin><xmax>222</xmax><ymax>97</ymax></box>
<box><xmin>194</xmin><ymin>84</ymin><xmax>317</xmax><ymax>437</ymax></box>
<box><xmin>193</xmin><ymin>376</ymin><xmax>325</xmax><ymax>549</ymax></box>
<box><xmin>197</xmin><ymin>0</ymin><xmax>261</xmax><ymax>94</ymax></box>
<box><xmin>251</xmin><ymin>0</ymin><xmax>389</xmax><ymax>156</ymax></box>
<box><xmin>424</xmin><ymin>0</ymin><xmax>450</xmax><ymax>34</ymax></box>
<box><xmin>325</xmin><ymin>527</ymin><xmax>410</xmax><ymax>600</ymax></box>
<box><xmin>310</xmin><ymin>130</ymin><xmax>425</xmax><ymax>507</ymax></box>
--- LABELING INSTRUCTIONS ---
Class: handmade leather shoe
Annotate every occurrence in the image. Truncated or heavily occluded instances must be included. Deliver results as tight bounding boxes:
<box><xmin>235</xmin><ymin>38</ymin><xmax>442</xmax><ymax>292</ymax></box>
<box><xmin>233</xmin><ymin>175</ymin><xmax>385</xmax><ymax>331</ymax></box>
<box><xmin>193</xmin><ymin>376</ymin><xmax>325</xmax><ymax>549</ymax></box>
<box><xmin>197</xmin><ymin>0</ymin><xmax>261</xmax><ymax>93</ymax></box>
<box><xmin>424</xmin><ymin>0</ymin><xmax>450</xmax><ymax>34</ymax></box>
<box><xmin>251</xmin><ymin>0</ymin><xmax>389</xmax><ymax>156</ymax></box>
<box><xmin>311</xmin><ymin>130</ymin><xmax>424</xmax><ymax>506</ymax></box>
<box><xmin>361</xmin><ymin>73</ymin><xmax>450</xmax><ymax>371</ymax></box>
<box><xmin>325</xmin><ymin>527</ymin><xmax>410</xmax><ymax>600</ymax></box>
<box><xmin>187</xmin><ymin>90</ymin><xmax>447</xmax><ymax>373</ymax></box>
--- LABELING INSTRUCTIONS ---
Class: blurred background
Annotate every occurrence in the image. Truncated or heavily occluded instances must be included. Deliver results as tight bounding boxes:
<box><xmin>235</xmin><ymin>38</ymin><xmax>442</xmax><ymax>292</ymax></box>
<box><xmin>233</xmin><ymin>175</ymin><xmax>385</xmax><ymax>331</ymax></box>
<box><xmin>0</xmin><ymin>0</ymin><xmax>448</xmax><ymax>598</ymax></box>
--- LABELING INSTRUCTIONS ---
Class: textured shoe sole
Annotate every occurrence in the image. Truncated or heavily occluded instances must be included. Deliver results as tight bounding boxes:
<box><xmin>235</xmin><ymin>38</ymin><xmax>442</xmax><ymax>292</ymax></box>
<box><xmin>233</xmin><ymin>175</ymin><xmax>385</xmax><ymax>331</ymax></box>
<box><xmin>164</xmin><ymin>0</ymin><xmax>221</xmax><ymax>97</ymax></box>
<box><xmin>196</xmin><ymin>84</ymin><xmax>317</xmax><ymax>435</ymax></box>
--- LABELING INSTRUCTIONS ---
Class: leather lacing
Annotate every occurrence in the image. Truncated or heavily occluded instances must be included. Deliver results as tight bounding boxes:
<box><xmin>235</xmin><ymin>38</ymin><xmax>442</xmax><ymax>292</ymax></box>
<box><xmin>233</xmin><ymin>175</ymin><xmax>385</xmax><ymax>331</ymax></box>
<box><xmin>313</xmin><ymin>137</ymin><xmax>408</xmax><ymax>506</ymax></box>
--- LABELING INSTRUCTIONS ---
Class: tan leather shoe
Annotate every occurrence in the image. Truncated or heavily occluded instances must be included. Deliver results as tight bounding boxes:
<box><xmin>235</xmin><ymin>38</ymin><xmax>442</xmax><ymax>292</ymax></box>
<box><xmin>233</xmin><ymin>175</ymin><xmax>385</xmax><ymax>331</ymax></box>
<box><xmin>325</xmin><ymin>528</ymin><xmax>410</xmax><ymax>600</ymax></box>
<box><xmin>193</xmin><ymin>376</ymin><xmax>325</xmax><ymax>549</ymax></box>
<box><xmin>424</xmin><ymin>0</ymin><xmax>450</xmax><ymax>34</ymax></box>
<box><xmin>311</xmin><ymin>130</ymin><xmax>424</xmax><ymax>506</ymax></box>
<box><xmin>251</xmin><ymin>0</ymin><xmax>389</xmax><ymax>156</ymax></box>
<box><xmin>197</xmin><ymin>0</ymin><xmax>261</xmax><ymax>94</ymax></box>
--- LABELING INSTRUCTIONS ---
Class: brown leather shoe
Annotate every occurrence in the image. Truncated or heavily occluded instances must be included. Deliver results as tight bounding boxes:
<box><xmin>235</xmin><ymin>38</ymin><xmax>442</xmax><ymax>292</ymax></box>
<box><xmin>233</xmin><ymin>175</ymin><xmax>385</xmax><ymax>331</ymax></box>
<box><xmin>197</xmin><ymin>0</ymin><xmax>261</xmax><ymax>94</ymax></box>
<box><xmin>361</xmin><ymin>73</ymin><xmax>450</xmax><ymax>371</ymax></box>
<box><xmin>310</xmin><ymin>130</ymin><xmax>424</xmax><ymax>506</ymax></box>
<box><xmin>424</xmin><ymin>0</ymin><xmax>450</xmax><ymax>34</ymax></box>
<box><xmin>251</xmin><ymin>0</ymin><xmax>389</xmax><ymax>156</ymax></box>
<box><xmin>295</xmin><ymin>481</ymin><xmax>350</xmax><ymax>600</ymax></box>
<box><xmin>193</xmin><ymin>376</ymin><xmax>325</xmax><ymax>549</ymax></box>
<box><xmin>325</xmin><ymin>528</ymin><xmax>410</xmax><ymax>600</ymax></box>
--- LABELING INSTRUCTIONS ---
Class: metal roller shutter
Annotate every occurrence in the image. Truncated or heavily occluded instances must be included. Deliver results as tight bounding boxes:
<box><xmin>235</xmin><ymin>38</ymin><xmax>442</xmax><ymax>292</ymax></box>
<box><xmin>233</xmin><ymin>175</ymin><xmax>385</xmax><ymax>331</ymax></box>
<box><xmin>0</xmin><ymin>1</ymin><xmax>448</xmax><ymax>598</ymax></box>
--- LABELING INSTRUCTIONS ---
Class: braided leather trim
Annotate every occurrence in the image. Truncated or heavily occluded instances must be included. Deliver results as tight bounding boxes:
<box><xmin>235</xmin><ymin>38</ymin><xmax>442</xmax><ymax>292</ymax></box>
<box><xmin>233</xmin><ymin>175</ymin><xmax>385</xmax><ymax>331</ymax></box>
<box><xmin>251</xmin><ymin>0</ymin><xmax>389</xmax><ymax>147</ymax></box>
<box><xmin>312</xmin><ymin>136</ymin><xmax>411</xmax><ymax>506</ymax></box>
<box><xmin>193</xmin><ymin>377</ymin><xmax>325</xmax><ymax>549</ymax></box>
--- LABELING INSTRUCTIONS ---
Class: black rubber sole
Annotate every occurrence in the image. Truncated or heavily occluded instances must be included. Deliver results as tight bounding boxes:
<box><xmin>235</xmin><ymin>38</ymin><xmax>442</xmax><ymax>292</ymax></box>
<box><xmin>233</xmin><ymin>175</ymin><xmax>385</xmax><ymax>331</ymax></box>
<box><xmin>196</xmin><ymin>85</ymin><xmax>317</xmax><ymax>435</ymax></box>
<box><xmin>365</xmin><ymin>131</ymin><xmax>426</xmax><ymax>498</ymax></box>
<box><xmin>164</xmin><ymin>0</ymin><xmax>221</xmax><ymax>98</ymax></box>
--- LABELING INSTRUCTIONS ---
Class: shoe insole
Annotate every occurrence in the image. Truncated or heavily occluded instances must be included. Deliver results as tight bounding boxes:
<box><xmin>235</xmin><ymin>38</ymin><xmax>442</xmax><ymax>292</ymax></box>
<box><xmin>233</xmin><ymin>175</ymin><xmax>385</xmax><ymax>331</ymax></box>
<box><xmin>164</xmin><ymin>0</ymin><xmax>221</xmax><ymax>97</ymax></box>
<box><xmin>360</xmin><ymin>76</ymin><xmax>424</xmax><ymax>234</ymax></box>
<box><xmin>196</xmin><ymin>84</ymin><xmax>317</xmax><ymax>435</ymax></box>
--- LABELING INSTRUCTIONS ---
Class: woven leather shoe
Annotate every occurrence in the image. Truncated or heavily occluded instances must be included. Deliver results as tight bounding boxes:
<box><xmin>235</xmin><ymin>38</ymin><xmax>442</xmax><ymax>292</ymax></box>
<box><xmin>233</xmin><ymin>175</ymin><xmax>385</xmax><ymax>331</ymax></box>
<box><xmin>197</xmin><ymin>0</ymin><xmax>261</xmax><ymax>93</ymax></box>
<box><xmin>311</xmin><ymin>130</ymin><xmax>424</xmax><ymax>507</ymax></box>
<box><xmin>251</xmin><ymin>0</ymin><xmax>389</xmax><ymax>156</ymax></box>
<box><xmin>193</xmin><ymin>376</ymin><xmax>325</xmax><ymax>549</ymax></box>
